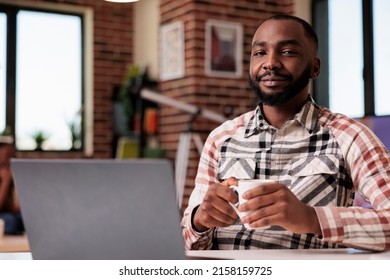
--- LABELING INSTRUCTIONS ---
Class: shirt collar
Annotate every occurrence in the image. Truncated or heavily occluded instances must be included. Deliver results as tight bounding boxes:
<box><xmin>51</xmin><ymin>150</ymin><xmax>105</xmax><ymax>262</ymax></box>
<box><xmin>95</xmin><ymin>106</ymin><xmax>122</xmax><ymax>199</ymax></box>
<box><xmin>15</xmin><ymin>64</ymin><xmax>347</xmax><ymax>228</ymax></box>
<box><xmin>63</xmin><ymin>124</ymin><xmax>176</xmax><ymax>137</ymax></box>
<box><xmin>244</xmin><ymin>95</ymin><xmax>320</xmax><ymax>138</ymax></box>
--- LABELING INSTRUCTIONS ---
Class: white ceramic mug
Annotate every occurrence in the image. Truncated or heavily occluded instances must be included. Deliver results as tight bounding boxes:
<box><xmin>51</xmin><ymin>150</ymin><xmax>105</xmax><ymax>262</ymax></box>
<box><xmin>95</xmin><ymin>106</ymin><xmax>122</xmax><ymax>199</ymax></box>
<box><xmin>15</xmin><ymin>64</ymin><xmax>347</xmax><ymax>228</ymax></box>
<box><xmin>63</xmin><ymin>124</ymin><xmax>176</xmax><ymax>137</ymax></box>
<box><xmin>229</xmin><ymin>179</ymin><xmax>276</xmax><ymax>229</ymax></box>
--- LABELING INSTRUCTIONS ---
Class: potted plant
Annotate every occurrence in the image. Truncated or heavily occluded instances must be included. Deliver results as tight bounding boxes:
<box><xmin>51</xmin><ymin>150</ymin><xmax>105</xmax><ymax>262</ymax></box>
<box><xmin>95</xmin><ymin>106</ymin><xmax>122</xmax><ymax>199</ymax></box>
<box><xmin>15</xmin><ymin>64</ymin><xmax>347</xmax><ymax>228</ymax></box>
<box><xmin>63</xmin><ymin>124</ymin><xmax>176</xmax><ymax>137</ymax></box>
<box><xmin>31</xmin><ymin>130</ymin><xmax>48</xmax><ymax>151</ymax></box>
<box><xmin>119</xmin><ymin>64</ymin><xmax>147</xmax><ymax>134</ymax></box>
<box><xmin>67</xmin><ymin>119</ymin><xmax>81</xmax><ymax>150</ymax></box>
<box><xmin>0</xmin><ymin>126</ymin><xmax>14</xmax><ymax>144</ymax></box>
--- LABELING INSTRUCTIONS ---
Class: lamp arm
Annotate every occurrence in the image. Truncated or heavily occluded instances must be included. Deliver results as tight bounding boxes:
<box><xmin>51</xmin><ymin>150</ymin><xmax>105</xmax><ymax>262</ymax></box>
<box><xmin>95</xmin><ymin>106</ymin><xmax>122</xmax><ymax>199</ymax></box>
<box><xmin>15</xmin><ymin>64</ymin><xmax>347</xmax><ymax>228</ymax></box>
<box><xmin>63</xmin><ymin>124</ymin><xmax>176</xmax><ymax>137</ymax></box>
<box><xmin>140</xmin><ymin>89</ymin><xmax>226</xmax><ymax>124</ymax></box>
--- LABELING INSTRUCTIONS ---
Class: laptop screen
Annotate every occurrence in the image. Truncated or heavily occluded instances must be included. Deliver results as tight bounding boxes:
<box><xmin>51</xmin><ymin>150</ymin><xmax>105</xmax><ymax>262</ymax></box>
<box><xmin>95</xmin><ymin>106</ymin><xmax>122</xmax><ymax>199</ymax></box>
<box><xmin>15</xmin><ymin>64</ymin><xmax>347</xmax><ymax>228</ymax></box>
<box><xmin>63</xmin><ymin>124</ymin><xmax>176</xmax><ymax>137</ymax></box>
<box><xmin>11</xmin><ymin>158</ymin><xmax>186</xmax><ymax>260</ymax></box>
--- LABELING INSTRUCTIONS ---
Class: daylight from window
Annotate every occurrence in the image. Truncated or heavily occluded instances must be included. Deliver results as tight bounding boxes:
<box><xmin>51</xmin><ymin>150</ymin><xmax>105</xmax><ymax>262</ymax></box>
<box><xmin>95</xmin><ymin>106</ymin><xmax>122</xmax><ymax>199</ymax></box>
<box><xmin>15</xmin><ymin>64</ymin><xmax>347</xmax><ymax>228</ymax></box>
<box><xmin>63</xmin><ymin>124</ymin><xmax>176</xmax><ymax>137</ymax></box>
<box><xmin>373</xmin><ymin>0</ymin><xmax>390</xmax><ymax>116</ymax></box>
<box><xmin>0</xmin><ymin>13</ymin><xmax>6</xmax><ymax>132</ymax></box>
<box><xmin>16</xmin><ymin>11</ymin><xmax>82</xmax><ymax>150</ymax></box>
<box><xmin>329</xmin><ymin>0</ymin><xmax>390</xmax><ymax>118</ymax></box>
<box><xmin>328</xmin><ymin>0</ymin><xmax>364</xmax><ymax>118</ymax></box>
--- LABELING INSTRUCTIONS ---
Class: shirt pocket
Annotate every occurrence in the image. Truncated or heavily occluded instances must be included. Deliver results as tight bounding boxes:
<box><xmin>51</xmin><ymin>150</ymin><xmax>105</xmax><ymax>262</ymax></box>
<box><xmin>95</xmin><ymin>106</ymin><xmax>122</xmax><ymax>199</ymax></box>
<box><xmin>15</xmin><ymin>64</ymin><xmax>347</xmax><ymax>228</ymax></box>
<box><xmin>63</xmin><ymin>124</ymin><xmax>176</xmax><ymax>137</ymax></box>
<box><xmin>218</xmin><ymin>157</ymin><xmax>256</xmax><ymax>181</ymax></box>
<box><xmin>288</xmin><ymin>154</ymin><xmax>340</xmax><ymax>177</ymax></box>
<box><xmin>288</xmin><ymin>154</ymin><xmax>341</xmax><ymax>205</ymax></box>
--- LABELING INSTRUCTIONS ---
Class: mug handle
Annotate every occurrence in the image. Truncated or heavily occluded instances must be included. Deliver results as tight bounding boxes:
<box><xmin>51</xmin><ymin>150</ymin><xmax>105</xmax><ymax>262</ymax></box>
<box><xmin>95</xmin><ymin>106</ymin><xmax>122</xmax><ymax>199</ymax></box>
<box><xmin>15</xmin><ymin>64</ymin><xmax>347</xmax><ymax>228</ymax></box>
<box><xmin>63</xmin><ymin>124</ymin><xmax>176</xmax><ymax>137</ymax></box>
<box><xmin>228</xmin><ymin>185</ymin><xmax>244</xmax><ymax>218</ymax></box>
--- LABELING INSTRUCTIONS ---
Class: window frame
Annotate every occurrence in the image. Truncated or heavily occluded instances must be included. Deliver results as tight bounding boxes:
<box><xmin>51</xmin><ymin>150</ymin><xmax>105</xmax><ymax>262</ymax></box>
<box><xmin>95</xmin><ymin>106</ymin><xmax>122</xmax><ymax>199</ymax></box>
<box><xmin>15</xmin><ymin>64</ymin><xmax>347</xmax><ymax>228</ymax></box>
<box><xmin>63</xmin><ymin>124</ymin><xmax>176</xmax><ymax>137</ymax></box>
<box><xmin>0</xmin><ymin>1</ymin><xmax>93</xmax><ymax>155</ymax></box>
<box><xmin>312</xmin><ymin>0</ymin><xmax>376</xmax><ymax>116</ymax></box>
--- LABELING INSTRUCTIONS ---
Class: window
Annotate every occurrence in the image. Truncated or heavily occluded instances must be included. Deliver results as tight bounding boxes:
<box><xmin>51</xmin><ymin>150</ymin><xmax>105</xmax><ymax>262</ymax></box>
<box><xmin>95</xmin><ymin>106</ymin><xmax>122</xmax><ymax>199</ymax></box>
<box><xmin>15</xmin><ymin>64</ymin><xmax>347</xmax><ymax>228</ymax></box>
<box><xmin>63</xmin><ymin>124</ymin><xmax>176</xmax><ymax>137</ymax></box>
<box><xmin>373</xmin><ymin>0</ymin><xmax>390</xmax><ymax>116</ymax></box>
<box><xmin>0</xmin><ymin>3</ymin><xmax>92</xmax><ymax>153</ymax></box>
<box><xmin>328</xmin><ymin>0</ymin><xmax>363</xmax><ymax>117</ymax></box>
<box><xmin>0</xmin><ymin>13</ymin><xmax>6</xmax><ymax>131</ymax></box>
<box><xmin>313</xmin><ymin>0</ymin><xmax>390</xmax><ymax>118</ymax></box>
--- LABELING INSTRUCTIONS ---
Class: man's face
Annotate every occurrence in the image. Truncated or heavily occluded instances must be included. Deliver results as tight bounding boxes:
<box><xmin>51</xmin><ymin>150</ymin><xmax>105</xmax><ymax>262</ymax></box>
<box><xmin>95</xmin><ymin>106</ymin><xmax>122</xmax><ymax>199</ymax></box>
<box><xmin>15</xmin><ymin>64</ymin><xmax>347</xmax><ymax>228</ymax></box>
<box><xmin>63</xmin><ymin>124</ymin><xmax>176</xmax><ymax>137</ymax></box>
<box><xmin>249</xmin><ymin>19</ymin><xmax>320</xmax><ymax>106</ymax></box>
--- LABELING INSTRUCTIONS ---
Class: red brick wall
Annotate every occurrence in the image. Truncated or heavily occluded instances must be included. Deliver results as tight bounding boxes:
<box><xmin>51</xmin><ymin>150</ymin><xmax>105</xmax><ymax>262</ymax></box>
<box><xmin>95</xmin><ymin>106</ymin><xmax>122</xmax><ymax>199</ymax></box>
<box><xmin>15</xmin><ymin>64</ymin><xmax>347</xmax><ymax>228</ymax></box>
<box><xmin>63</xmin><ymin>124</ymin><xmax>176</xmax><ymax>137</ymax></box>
<box><xmin>159</xmin><ymin>0</ymin><xmax>294</xmax><ymax>210</ymax></box>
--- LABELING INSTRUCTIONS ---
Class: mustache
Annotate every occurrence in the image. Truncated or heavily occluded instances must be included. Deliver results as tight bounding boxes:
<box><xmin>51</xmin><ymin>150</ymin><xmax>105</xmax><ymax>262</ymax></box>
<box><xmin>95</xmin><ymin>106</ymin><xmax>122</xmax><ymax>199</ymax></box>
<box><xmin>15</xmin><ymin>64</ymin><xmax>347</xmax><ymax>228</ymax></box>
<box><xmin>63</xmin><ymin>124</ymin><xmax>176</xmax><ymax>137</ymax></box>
<box><xmin>255</xmin><ymin>70</ymin><xmax>293</xmax><ymax>81</ymax></box>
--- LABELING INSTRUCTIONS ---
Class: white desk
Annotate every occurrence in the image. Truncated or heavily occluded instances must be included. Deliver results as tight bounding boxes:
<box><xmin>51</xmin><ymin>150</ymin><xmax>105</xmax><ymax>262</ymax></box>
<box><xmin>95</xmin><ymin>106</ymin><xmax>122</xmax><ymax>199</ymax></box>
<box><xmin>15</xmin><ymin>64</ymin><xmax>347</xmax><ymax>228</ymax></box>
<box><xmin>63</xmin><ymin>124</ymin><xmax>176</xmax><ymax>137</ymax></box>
<box><xmin>1</xmin><ymin>249</ymin><xmax>389</xmax><ymax>260</ymax></box>
<box><xmin>186</xmin><ymin>248</ymin><xmax>390</xmax><ymax>260</ymax></box>
<box><xmin>0</xmin><ymin>252</ymin><xmax>32</xmax><ymax>260</ymax></box>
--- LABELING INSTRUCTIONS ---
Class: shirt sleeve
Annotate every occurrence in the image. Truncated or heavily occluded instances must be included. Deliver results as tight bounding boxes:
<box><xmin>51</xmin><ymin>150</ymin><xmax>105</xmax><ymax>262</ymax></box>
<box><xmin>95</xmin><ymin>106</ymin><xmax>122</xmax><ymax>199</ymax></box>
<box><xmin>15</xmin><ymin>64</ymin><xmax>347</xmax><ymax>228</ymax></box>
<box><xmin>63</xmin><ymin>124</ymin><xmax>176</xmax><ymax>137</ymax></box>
<box><xmin>181</xmin><ymin>205</ymin><xmax>214</xmax><ymax>250</ymax></box>
<box><xmin>315</xmin><ymin>117</ymin><xmax>390</xmax><ymax>251</ymax></box>
<box><xmin>180</xmin><ymin>111</ymin><xmax>250</xmax><ymax>250</ymax></box>
<box><xmin>180</xmin><ymin>124</ymin><xmax>226</xmax><ymax>250</ymax></box>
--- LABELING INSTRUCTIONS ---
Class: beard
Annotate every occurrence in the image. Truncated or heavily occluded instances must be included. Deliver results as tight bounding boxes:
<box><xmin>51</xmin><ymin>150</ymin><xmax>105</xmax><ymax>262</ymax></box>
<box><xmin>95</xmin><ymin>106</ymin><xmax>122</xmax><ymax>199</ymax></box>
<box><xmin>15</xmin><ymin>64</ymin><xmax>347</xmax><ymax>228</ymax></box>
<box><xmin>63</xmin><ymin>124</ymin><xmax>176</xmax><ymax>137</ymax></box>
<box><xmin>248</xmin><ymin>64</ymin><xmax>312</xmax><ymax>106</ymax></box>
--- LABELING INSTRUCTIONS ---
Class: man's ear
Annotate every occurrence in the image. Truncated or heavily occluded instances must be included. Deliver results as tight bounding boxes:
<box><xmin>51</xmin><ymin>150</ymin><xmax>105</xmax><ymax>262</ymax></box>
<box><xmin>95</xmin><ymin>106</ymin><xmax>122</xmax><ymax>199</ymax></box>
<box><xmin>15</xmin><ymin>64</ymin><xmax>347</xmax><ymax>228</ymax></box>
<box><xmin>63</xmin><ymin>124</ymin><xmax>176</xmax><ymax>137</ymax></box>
<box><xmin>311</xmin><ymin>57</ymin><xmax>321</xmax><ymax>79</ymax></box>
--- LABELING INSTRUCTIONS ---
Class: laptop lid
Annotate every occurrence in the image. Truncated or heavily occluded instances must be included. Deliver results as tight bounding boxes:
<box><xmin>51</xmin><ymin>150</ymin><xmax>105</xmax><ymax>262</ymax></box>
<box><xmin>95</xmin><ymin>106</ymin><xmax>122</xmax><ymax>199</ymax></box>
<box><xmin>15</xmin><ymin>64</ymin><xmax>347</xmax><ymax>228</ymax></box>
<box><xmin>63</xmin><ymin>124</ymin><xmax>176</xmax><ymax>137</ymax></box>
<box><xmin>10</xmin><ymin>158</ymin><xmax>186</xmax><ymax>260</ymax></box>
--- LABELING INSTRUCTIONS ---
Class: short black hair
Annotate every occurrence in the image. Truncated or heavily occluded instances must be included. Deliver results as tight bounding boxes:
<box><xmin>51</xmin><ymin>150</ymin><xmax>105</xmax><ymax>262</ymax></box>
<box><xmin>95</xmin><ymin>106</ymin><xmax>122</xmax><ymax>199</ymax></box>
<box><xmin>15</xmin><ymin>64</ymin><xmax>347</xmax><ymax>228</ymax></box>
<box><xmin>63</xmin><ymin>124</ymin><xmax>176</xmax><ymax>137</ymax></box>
<box><xmin>265</xmin><ymin>14</ymin><xmax>318</xmax><ymax>51</ymax></box>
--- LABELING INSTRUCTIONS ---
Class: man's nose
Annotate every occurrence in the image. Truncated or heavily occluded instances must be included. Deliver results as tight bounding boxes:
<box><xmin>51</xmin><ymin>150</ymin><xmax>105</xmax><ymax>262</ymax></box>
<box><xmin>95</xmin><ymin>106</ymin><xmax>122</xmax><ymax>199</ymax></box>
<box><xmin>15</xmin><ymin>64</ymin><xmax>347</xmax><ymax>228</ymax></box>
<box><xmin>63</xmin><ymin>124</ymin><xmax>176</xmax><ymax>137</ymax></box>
<box><xmin>262</xmin><ymin>52</ymin><xmax>281</xmax><ymax>70</ymax></box>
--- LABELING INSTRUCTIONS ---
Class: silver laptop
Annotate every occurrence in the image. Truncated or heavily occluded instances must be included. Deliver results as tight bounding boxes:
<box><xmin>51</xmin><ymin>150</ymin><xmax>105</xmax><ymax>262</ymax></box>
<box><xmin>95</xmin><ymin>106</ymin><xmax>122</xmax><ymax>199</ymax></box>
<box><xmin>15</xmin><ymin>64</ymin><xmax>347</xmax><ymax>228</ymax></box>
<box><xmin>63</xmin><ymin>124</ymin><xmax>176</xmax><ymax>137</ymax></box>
<box><xmin>10</xmin><ymin>158</ymin><xmax>186</xmax><ymax>260</ymax></box>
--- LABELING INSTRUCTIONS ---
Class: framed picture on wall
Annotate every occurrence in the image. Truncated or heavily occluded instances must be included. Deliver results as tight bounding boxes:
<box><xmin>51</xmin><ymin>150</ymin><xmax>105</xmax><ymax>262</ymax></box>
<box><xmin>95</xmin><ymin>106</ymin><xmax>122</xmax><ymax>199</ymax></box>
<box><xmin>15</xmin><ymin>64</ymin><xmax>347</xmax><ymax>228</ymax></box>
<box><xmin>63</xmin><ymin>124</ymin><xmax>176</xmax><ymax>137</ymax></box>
<box><xmin>159</xmin><ymin>21</ymin><xmax>185</xmax><ymax>81</ymax></box>
<box><xmin>205</xmin><ymin>20</ymin><xmax>243</xmax><ymax>78</ymax></box>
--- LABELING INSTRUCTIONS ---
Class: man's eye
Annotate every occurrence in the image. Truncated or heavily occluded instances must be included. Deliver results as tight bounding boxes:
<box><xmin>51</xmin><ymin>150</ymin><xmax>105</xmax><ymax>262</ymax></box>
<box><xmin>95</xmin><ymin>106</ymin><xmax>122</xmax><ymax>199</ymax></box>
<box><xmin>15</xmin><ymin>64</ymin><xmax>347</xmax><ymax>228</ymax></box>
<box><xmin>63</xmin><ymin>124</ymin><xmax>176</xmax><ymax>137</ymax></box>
<box><xmin>253</xmin><ymin>51</ymin><xmax>266</xmax><ymax>56</ymax></box>
<box><xmin>282</xmin><ymin>50</ymin><xmax>297</xmax><ymax>55</ymax></box>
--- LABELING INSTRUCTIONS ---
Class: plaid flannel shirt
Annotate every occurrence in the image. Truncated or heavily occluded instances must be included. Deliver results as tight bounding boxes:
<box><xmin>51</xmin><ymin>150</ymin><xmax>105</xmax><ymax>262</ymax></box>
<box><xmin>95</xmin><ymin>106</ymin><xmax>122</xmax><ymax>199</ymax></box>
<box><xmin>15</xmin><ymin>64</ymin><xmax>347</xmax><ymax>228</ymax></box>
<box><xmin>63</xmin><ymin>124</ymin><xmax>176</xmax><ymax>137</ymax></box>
<box><xmin>181</xmin><ymin>96</ymin><xmax>390</xmax><ymax>251</ymax></box>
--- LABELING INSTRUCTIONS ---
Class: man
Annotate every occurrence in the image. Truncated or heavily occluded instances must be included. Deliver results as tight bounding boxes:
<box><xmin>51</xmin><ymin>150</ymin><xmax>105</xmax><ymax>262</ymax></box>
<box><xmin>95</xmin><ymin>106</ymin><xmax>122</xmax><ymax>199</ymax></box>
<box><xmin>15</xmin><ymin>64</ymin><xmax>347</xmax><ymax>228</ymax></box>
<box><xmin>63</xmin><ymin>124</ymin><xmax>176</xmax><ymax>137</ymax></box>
<box><xmin>181</xmin><ymin>14</ymin><xmax>390</xmax><ymax>251</ymax></box>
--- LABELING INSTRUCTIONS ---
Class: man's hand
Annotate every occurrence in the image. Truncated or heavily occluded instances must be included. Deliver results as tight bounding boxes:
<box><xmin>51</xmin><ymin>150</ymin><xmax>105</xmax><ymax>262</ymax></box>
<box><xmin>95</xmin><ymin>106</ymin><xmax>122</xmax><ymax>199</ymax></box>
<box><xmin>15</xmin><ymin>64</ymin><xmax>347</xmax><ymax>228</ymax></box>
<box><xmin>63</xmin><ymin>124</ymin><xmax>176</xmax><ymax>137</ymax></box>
<box><xmin>193</xmin><ymin>177</ymin><xmax>239</xmax><ymax>232</ymax></box>
<box><xmin>239</xmin><ymin>182</ymin><xmax>322</xmax><ymax>235</ymax></box>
